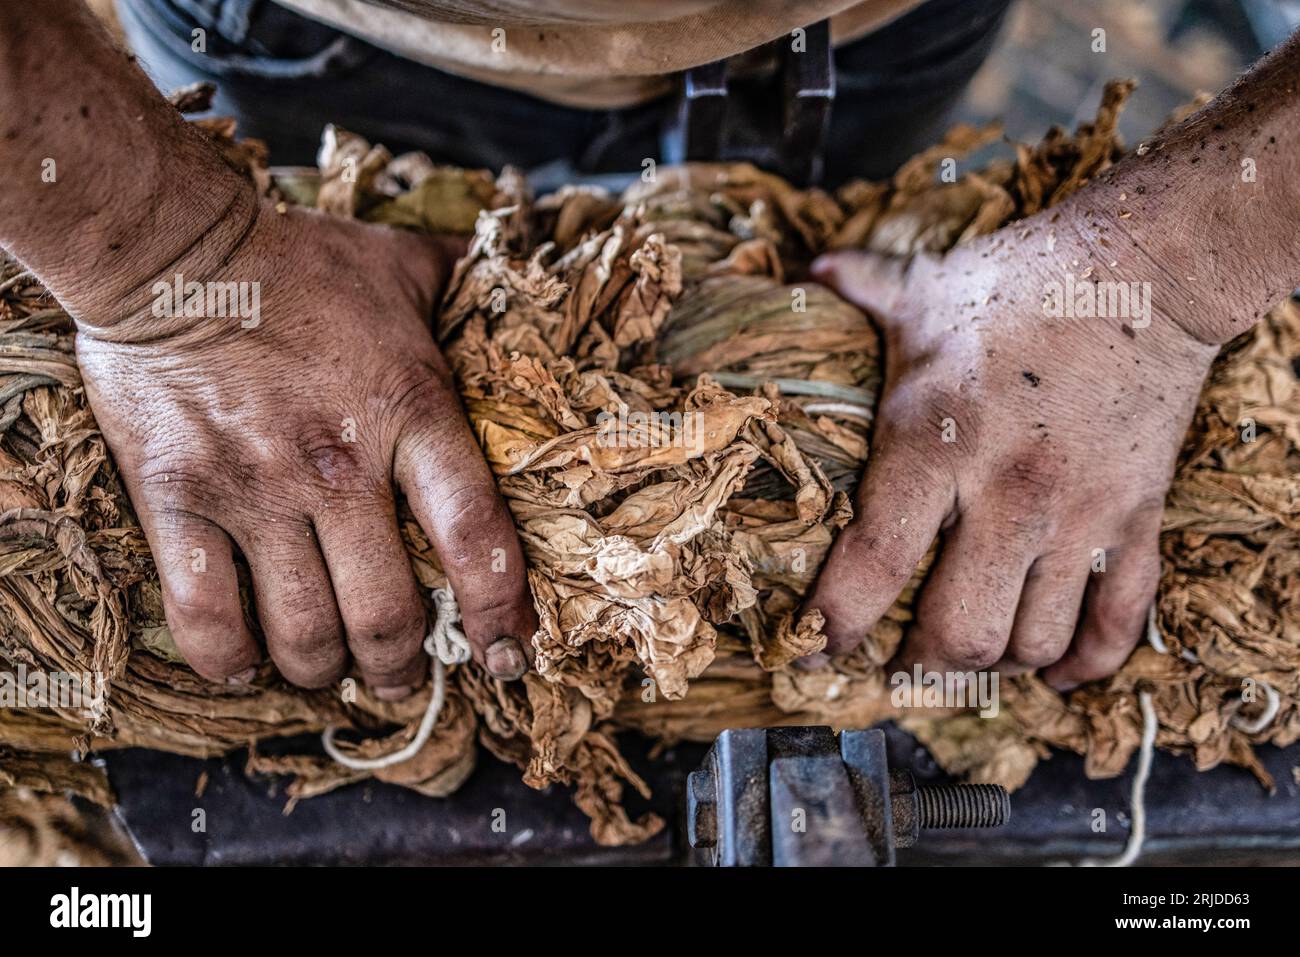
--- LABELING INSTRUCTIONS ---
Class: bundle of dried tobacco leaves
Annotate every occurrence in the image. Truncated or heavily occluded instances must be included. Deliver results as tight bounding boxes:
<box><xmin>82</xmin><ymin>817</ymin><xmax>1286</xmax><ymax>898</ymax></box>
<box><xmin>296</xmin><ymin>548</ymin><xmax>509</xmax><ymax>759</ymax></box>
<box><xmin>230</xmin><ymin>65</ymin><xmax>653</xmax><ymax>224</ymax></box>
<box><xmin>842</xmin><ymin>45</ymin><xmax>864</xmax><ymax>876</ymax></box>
<box><xmin>1</xmin><ymin>81</ymin><xmax>1296</xmax><ymax>845</ymax></box>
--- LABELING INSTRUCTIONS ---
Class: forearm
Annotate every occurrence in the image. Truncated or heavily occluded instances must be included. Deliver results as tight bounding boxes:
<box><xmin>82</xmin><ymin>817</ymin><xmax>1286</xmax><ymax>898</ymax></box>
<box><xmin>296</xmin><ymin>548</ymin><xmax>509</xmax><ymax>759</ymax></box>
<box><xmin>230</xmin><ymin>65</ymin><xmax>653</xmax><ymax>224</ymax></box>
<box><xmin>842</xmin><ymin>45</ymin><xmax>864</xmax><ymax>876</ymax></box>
<box><xmin>1067</xmin><ymin>28</ymin><xmax>1300</xmax><ymax>345</ymax></box>
<box><xmin>0</xmin><ymin>0</ymin><xmax>254</xmax><ymax>327</ymax></box>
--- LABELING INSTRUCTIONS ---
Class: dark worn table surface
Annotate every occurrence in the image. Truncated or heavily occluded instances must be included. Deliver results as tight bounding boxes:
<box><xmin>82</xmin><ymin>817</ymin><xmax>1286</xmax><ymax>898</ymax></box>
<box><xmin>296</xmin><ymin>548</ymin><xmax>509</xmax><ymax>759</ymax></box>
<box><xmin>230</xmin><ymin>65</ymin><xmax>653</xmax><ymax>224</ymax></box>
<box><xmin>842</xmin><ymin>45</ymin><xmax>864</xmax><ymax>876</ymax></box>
<box><xmin>104</xmin><ymin>724</ymin><xmax>1300</xmax><ymax>866</ymax></box>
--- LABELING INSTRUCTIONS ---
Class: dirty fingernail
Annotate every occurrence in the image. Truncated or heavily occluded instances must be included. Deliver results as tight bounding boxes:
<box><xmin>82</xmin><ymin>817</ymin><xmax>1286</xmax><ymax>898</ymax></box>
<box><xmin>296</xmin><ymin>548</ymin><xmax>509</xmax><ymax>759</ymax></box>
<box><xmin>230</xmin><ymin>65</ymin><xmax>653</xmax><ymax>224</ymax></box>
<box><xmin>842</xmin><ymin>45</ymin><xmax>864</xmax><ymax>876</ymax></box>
<box><xmin>226</xmin><ymin>667</ymin><xmax>257</xmax><ymax>686</ymax></box>
<box><xmin>809</xmin><ymin>254</ymin><xmax>835</xmax><ymax>276</ymax></box>
<box><xmin>373</xmin><ymin>684</ymin><xmax>414</xmax><ymax>701</ymax></box>
<box><xmin>1048</xmin><ymin>678</ymin><xmax>1080</xmax><ymax>693</ymax></box>
<box><xmin>485</xmin><ymin>636</ymin><xmax>528</xmax><ymax>680</ymax></box>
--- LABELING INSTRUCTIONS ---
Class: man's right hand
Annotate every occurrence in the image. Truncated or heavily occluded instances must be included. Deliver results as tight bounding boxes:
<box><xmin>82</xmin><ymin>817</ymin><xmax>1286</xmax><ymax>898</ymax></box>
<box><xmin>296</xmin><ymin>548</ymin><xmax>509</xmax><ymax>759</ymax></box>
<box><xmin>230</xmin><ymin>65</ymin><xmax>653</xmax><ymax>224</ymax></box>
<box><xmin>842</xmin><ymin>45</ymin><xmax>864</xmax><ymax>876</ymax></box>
<box><xmin>76</xmin><ymin>201</ymin><xmax>538</xmax><ymax>694</ymax></box>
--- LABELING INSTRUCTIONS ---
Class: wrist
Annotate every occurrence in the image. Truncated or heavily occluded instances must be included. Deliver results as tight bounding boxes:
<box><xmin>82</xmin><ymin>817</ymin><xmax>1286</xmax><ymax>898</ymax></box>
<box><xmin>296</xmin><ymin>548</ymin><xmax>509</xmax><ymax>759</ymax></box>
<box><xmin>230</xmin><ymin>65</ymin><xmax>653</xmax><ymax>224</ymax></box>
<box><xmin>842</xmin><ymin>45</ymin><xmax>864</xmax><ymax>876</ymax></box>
<box><xmin>1052</xmin><ymin>57</ymin><xmax>1300</xmax><ymax>348</ymax></box>
<box><xmin>1000</xmin><ymin>201</ymin><xmax>1220</xmax><ymax>380</ymax></box>
<box><xmin>0</xmin><ymin>2</ymin><xmax>268</xmax><ymax>337</ymax></box>
<box><xmin>1051</xmin><ymin>179</ymin><xmax>1241</xmax><ymax>349</ymax></box>
<box><xmin>71</xmin><ymin>162</ymin><xmax>263</xmax><ymax>340</ymax></box>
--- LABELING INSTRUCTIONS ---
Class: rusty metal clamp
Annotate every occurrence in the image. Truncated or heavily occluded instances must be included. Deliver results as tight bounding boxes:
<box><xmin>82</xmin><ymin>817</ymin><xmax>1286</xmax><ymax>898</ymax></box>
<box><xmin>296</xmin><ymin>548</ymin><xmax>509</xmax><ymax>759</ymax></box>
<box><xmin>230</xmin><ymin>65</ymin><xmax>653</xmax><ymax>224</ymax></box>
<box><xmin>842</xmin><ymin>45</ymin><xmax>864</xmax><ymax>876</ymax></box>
<box><xmin>687</xmin><ymin>726</ymin><xmax>1010</xmax><ymax>866</ymax></box>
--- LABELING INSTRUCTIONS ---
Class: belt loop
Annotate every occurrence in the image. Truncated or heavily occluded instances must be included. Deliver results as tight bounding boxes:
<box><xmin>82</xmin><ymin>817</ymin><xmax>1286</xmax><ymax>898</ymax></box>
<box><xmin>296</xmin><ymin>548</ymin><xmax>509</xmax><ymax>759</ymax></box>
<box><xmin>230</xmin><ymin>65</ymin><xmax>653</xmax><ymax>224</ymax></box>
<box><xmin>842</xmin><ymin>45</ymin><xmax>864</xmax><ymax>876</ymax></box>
<box><xmin>168</xmin><ymin>0</ymin><xmax>256</xmax><ymax>43</ymax></box>
<box><xmin>781</xmin><ymin>18</ymin><xmax>835</xmax><ymax>186</ymax></box>
<box><xmin>215</xmin><ymin>0</ymin><xmax>259</xmax><ymax>44</ymax></box>
<box><xmin>674</xmin><ymin>58</ymin><xmax>729</xmax><ymax>164</ymax></box>
<box><xmin>660</xmin><ymin>19</ymin><xmax>835</xmax><ymax>186</ymax></box>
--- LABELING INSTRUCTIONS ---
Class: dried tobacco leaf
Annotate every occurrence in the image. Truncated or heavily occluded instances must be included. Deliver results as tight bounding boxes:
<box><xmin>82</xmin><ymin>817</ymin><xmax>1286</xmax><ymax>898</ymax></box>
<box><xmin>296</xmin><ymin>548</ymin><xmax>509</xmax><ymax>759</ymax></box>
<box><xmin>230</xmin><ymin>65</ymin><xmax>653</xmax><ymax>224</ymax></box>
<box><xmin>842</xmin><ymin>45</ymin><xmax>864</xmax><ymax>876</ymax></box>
<box><xmin>2</xmin><ymin>81</ymin><xmax>1297</xmax><ymax>846</ymax></box>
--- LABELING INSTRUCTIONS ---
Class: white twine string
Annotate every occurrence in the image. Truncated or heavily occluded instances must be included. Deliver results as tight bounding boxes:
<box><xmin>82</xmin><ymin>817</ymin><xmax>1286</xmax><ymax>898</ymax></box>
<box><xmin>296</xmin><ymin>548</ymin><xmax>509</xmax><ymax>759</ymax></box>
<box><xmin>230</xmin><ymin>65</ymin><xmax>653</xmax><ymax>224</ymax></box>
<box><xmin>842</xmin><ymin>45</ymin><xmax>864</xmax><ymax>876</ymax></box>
<box><xmin>1144</xmin><ymin>603</ymin><xmax>1279</xmax><ymax>733</ymax></box>
<box><xmin>1078</xmin><ymin>689</ymin><xmax>1156</xmax><ymax>868</ymax></box>
<box><xmin>1079</xmin><ymin>602</ymin><xmax>1283</xmax><ymax>867</ymax></box>
<box><xmin>1072</xmin><ymin>607</ymin><xmax>1164</xmax><ymax>867</ymax></box>
<box><xmin>800</xmin><ymin>401</ymin><xmax>873</xmax><ymax>420</ymax></box>
<box><xmin>428</xmin><ymin>586</ymin><xmax>473</xmax><ymax>667</ymax></box>
<box><xmin>321</xmin><ymin>587</ymin><xmax>471</xmax><ymax>771</ymax></box>
<box><xmin>1226</xmin><ymin>681</ymin><xmax>1281</xmax><ymax>733</ymax></box>
<box><xmin>1144</xmin><ymin>604</ymin><xmax>1172</xmax><ymax>655</ymax></box>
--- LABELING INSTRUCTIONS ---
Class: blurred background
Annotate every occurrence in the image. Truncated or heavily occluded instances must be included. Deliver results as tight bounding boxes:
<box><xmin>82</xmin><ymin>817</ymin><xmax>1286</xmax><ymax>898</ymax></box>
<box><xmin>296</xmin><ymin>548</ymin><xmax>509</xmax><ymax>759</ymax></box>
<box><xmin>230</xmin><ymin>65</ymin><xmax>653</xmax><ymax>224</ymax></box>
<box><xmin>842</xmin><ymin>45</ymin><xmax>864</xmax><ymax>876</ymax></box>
<box><xmin>83</xmin><ymin>0</ymin><xmax>1298</xmax><ymax>169</ymax></box>
<box><xmin>88</xmin><ymin>0</ymin><xmax>1300</xmax><ymax>142</ymax></box>
<box><xmin>959</xmin><ymin>0</ymin><xmax>1297</xmax><ymax>143</ymax></box>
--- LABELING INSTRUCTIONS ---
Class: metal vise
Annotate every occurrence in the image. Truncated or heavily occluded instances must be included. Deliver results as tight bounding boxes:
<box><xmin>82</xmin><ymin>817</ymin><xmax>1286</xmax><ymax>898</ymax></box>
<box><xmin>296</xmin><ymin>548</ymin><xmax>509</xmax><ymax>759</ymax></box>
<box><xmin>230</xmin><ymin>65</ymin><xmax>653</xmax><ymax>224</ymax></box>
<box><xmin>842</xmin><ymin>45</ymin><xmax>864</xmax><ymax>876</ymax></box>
<box><xmin>687</xmin><ymin>726</ymin><xmax>1009</xmax><ymax>866</ymax></box>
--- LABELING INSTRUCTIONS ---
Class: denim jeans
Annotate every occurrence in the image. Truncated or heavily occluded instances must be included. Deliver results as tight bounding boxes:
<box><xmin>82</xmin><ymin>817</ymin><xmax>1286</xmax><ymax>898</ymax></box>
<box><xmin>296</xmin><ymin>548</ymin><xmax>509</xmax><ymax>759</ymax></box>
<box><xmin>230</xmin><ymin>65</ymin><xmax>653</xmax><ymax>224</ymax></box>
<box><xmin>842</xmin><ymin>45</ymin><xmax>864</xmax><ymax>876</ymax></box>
<box><xmin>118</xmin><ymin>0</ymin><xmax>1011</xmax><ymax>184</ymax></box>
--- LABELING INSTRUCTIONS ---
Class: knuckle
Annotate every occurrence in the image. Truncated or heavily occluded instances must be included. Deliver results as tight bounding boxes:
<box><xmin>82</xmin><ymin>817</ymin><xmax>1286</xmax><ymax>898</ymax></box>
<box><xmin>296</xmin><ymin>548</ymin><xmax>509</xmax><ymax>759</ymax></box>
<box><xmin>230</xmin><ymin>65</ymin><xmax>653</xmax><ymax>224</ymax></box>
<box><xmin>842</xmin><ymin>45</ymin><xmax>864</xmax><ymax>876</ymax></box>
<box><xmin>163</xmin><ymin>598</ymin><xmax>249</xmax><ymax>678</ymax></box>
<box><xmin>164</xmin><ymin>581</ymin><xmax>238</xmax><ymax>632</ymax></box>
<box><xmin>392</xmin><ymin>362</ymin><xmax>450</xmax><ymax>406</ymax></box>
<box><xmin>1009</xmin><ymin>632</ymin><xmax>1071</xmax><ymax>668</ymax></box>
<box><xmin>1123</xmin><ymin>497</ymin><xmax>1166</xmax><ymax>537</ymax></box>
<box><xmin>437</xmin><ymin>482</ymin><xmax>495</xmax><ymax>527</ymax></box>
<box><xmin>836</xmin><ymin>522</ymin><xmax>919</xmax><ymax>587</ymax></box>
<box><xmin>389</xmin><ymin>364</ymin><xmax>454</xmax><ymax>430</ymax></box>
<box><xmin>983</xmin><ymin>455</ymin><xmax>1065</xmax><ymax>542</ymax></box>
<box><xmin>271</xmin><ymin>630</ymin><xmax>348</xmax><ymax>688</ymax></box>
<box><xmin>274</xmin><ymin>619</ymin><xmax>344</xmax><ymax>660</ymax></box>
<box><xmin>347</xmin><ymin>605</ymin><xmax>425</xmax><ymax>653</ymax></box>
<box><xmin>939</xmin><ymin>631</ymin><xmax>1004</xmax><ymax>670</ymax></box>
<box><xmin>881</xmin><ymin>383</ymin><xmax>980</xmax><ymax>459</ymax></box>
<box><xmin>1090</xmin><ymin>600</ymin><xmax>1147</xmax><ymax>648</ymax></box>
<box><xmin>998</xmin><ymin>452</ymin><xmax>1064</xmax><ymax>507</ymax></box>
<box><xmin>279</xmin><ymin>661</ymin><xmax>346</xmax><ymax>690</ymax></box>
<box><xmin>1064</xmin><ymin>646</ymin><xmax>1130</xmax><ymax>683</ymax></box>
<box><xmin>434</xmin><ymin>484</ymin><xmax>507</xmax><ymax>564</ymax></box>
<box><xmin>262</xmin><ymin>583</ymin><xmax>346</xmax><ymax>663</ymax></box>
<box><xmin>458</xmin><ymin>581</ymin><xmax>528</xmax><ymax>621</ymax></box>
<box><xmin>297</xmin><ymin>426</ymin><xmax>376</xmax><ymax>493</ymax></box>
<box><xmin>136</xmin><ymin>461</ymin><xmax>223</xmax><ymax>515</ymax></box>
<box><xmin>1092</xmin><ymin>577</ymin><xmax>1159</xmax><ymax>643</ymax></box>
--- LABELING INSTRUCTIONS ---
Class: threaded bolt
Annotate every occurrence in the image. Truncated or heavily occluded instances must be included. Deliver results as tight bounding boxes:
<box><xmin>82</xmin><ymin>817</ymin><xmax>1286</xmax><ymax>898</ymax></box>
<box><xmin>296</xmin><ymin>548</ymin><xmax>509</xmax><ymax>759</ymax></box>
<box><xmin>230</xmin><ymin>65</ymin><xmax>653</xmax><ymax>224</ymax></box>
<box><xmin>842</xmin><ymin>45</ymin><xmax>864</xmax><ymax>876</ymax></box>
<box><xmin>915</xmin><ymin>783</ymin><xmax>1009</xmax><ymax>829</ymax></box>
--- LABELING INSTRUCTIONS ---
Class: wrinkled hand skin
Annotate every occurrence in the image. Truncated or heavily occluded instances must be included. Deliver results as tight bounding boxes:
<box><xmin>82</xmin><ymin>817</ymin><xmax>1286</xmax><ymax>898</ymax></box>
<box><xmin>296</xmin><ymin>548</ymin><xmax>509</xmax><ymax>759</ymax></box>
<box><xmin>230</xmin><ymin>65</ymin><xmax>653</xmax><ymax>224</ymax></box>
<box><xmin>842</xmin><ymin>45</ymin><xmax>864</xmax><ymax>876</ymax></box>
<box><xmin>76</xmin><ymin>203</ymin><xmax>538</xmax><ymax>694</ymax></box>
<box><xmin>803</xmin><ymin>215</ymin><xmax>1218</xmax><ymax>690</ymax></box>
